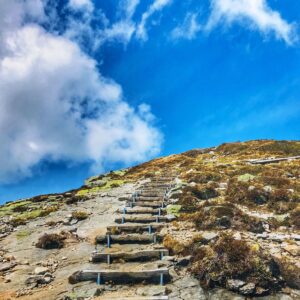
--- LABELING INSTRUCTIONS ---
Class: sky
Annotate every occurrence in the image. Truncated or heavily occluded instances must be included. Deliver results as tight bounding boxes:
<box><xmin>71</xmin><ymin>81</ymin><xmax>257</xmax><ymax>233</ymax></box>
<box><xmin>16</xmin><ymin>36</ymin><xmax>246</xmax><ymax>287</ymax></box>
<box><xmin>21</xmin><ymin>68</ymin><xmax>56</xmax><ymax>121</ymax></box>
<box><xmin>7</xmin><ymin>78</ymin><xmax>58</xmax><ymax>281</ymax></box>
<box><xmin>0</xmin><ymin>0</ymin><xmax>300</xmax><ymax>203</ymax></box>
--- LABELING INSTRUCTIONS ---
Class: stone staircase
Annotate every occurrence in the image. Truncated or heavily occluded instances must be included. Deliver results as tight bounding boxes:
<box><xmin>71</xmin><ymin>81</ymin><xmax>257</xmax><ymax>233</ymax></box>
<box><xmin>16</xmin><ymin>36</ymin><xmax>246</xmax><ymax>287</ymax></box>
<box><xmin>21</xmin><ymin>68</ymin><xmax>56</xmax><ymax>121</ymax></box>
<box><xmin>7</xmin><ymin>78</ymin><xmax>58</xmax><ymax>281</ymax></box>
<box><xmin>69</xmin><ymin>175</ymin><xmax>176</xmax><ymax>299</ymax></box>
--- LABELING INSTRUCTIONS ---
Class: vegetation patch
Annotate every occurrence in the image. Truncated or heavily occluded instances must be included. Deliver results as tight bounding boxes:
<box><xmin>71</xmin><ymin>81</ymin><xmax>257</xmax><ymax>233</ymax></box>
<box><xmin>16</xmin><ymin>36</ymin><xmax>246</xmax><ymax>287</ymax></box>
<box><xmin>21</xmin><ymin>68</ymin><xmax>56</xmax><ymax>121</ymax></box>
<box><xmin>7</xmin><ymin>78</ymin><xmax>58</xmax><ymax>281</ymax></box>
<box><xmin>190</xmin><ymin>233</ymin><xmax>282</xmax><ymax>294</ymax></box>
<box><xmin>72</xmin><ymin>210</ymin><xmax>88</xmax><ymax>220</ymax></box>
<box><xmin>36</xmin><ymin>233</ymin><xmax>66</xmax><ymax>249</ymax></box>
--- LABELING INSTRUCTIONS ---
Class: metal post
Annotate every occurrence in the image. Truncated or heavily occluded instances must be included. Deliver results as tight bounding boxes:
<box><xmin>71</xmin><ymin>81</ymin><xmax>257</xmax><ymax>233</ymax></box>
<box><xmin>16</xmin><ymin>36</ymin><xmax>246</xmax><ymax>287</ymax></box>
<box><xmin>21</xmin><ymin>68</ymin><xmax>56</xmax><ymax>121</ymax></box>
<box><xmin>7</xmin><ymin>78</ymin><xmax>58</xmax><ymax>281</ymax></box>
<box><xmin>148</xmin><ymin>225</ymin><xmax>152</xmax><ymax>234</ymax></box>
<box><xmin>130</xmin><ymin>202</ymin><xmax>133</xmax><ymax>208</ymax></box>
<box><xmin>160</xmin><ymin>251</ymin><xmax>164</xmax><ymax>260</ymax></box>
<box><xmin>158</xmin><ymin>208</ymin><xmax>161</xmax><ymax>216</ymax></box>
<box><xmin>123</xmin><ymin>207</ymin><xmax>127</xmax><ymax>214</ymax></box>
<box><xmin>156</xmin><ymin>215</ymin><xmax>159</xmax><ymax>223</ymax></box>
<box><xmin>107</xmin><ymin>234</ymin><xmax>111</xmax><ymax>248</ymax></box>
<box><xmin>160</xmin><ymin>273</ymin><xmax>164</xmax><ymax>285</ymax></box>
<box><xmin>97</xmin><ymin>272</ymin><xmax>101</xmax><ymax>285</ymax></box>
<box><xmin>107</xmin><ymin>254</ymin><xmax>111</xmax><ymax>265</ymax></box>
<box><xmin>122</xmin><ymin>215</ymin><xmax>125</xmax><ymax>224</ymax></box>
<box><xmin>153</xmin><ymin>234</ymin><xmax>157</xmax><ymax>243</ymax></box>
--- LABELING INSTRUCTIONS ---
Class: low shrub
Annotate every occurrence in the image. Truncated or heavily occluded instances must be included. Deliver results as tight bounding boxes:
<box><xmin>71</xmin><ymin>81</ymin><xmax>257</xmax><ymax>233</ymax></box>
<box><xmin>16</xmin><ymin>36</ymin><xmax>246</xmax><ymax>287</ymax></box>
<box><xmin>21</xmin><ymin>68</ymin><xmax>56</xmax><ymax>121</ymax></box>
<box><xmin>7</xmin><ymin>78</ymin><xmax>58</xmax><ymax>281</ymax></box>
<box><xmin>190</xmin><ymin>233</ymin><xmax>281</xmax><ymax>292</ymax></box>
<box><xmin>36</xmin><ymin>233</ymin><xmax>66</xmax><ymax>249</ymax></box>
<box><xmin>72</xmin><ymin>211</ymin><xmax>88</xmax><ymax>220</ymax></box>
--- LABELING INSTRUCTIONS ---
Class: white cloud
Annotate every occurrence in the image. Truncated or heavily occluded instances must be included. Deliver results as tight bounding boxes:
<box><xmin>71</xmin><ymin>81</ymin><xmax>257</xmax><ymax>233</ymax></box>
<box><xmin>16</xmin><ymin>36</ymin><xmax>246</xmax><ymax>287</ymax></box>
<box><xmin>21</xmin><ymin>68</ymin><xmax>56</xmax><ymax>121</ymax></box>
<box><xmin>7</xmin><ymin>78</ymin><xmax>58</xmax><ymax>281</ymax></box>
<box><xmin>0</xmin><ymin>1</ymin><xmax>162</xmax><ymax>183</ymax></box>
<box><xmin>171</xmin><ymin>13</ymin><xmax>202</xmax><ymax>40</ymax></box>
<box><xmin>207</xmin><ymin>0</ymin><xmax>297</xmax><ymax>45</ymax></box>
<box><xmin>68</xmin><ymin>0</ymin><xmax>94</xmax><ymax>12</ymax></box>
<box><xmin>136</xmin><ymin>0</ymin><xmax>172</xmax><ymax>40</ymax></box>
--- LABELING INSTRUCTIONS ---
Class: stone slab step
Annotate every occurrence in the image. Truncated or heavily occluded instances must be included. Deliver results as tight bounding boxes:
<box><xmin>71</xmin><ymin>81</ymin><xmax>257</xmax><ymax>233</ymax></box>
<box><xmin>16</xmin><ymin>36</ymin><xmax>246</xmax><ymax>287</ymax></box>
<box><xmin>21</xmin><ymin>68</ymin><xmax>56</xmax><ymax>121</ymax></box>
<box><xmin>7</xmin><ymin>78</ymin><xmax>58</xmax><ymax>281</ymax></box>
<box><xmin>118</xmin><ymin>207</ymin><xmax>161</xmax><ymax>214</ymax></box>
<box><xmin>115</xmin><ymin>215</ymin><xmax>168</xmax><ymax>224</ymax></box>
<box><xmin>138</xmin><ymin>193</ymin><xmax>166</xmax><ymax>197</ymax></box>
<box><xmin>69</xmin><ymin>268</ymin><xmax>170</xmax><ymax>284</ymax></box>
<box><xmin>96</xmin><ymin>233</ymin><xmax>163</xmax><ymax>245</ymax></box>
<box><xmin>106</xmin><ymin>223</ymin><xmax>165</xmax><ymax>234</ymax></box>
<box><xmin>90</xmin><ymin>249</ymin><xmax>169</xmax><ymax>263</ymax></box>
<box><xmin>126</xmin><ymin>201</ymin><xmax>165</xmax><ymax>208</ymax></box>
<box><xmin>96</xmin><ymin>297</ymin><xmax>168</xmax><ymax>300</ymax></box>
<box><xmin>136</xmin><ymin>196</ymin><xmax>164</xmax><ymax>201</ymax></box>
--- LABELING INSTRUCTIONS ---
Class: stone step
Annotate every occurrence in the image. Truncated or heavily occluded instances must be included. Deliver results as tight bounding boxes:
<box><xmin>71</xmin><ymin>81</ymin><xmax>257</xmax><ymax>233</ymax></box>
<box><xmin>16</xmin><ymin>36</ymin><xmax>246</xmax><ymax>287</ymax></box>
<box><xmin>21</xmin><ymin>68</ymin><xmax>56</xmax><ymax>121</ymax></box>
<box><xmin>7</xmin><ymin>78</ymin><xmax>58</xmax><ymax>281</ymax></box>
<box><xmin>138</xmin><ymin>192</ymin><xmax>166</xmax><ymax>196</ymax></box>
<box><xmin>106</xmin><ymin>223</ymin><xmax>165</xmax><ymax>234</ymax></box>
<box><xmin>126</xmin><ymin>201</ymin><xmax>165</xmax><ymax>208</ymax></box>
<box><xmin>137</xmin><ymin>192</ymin><xmax>166</xmax><ymax>197</ymax></box>
<box><xmin>90</xmin><ymin>249</ymin><xmax>169</xmax><ymax>263</ymax></box>
<box><xmin>69</xmin><ymin>268</ymin><xmax>170</xmax><ymax>285</ymax></box>
<box><xmin>96</xmin><ymin>297</ymin><xmax>168</xmax><ymax>300</ymax></box>
<box><xmin>142</xmin><ymin>184</ymin><xmax>171</xmax><ymax>188</ymax></box>
<box><xmin>96</xmin><ymin>233</ymin><xmax>162</xmax><ymax>245</ymax></box>
<box><xmin>135</xmin><ymin>196</ymin><xmax>164</xmax><ymax>201</ymax></box>
<box><xmin>115</xmin><ymin>215</ymin><xmax>169</xmax><ymax>224</ymax></box>
<box><xmin>118</xmin><ymin>207</ymin><xmax>161</xmax><ymax>214</ymax></box>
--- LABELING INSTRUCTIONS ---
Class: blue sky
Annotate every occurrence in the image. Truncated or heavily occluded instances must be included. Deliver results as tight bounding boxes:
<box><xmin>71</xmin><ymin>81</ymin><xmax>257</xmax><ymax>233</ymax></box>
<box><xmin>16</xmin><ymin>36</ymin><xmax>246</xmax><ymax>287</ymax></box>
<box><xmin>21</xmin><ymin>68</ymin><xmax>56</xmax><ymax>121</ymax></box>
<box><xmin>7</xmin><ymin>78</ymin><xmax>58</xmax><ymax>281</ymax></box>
<box><xmin>0</xmin><ymin>0</ymin><xmax>300</xmax><ymax>203</ymax></box>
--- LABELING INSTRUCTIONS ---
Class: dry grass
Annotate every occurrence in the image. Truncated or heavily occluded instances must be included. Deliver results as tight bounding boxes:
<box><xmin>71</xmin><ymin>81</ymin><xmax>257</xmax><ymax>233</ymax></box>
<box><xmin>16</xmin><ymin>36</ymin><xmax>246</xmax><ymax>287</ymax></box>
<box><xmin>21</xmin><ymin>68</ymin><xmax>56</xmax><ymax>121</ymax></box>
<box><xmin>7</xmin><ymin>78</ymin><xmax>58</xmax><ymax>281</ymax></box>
<box><xmin>36</xmin><ymin>233</ymin><xmax>66</xmax><ymax>249</ymax></box>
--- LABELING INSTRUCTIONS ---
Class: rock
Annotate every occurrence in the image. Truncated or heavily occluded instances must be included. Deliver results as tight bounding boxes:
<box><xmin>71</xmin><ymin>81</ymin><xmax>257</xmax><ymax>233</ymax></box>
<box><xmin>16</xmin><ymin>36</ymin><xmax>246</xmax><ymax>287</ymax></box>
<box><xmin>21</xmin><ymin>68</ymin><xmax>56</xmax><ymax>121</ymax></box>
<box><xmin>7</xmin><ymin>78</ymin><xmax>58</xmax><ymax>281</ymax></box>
<box><xmin>248</xmin><ymin>185</ymin><xmax>256</xmax><ymax>191</ymax></box>
<box><xmin>0</xmin><ymin>262</ymin><xmax>17</xmax><ymax>272</ymax></box>
<box><xmin>291</xmin><ymin>234</ymin><xmax>300</xmax><ymax>241</ymax></box>
<box><xmin>227</xmin><ymin>279</ymin><xmax>246</xmax><ymax>291</ymax></box>
<box><xmin>239</xmin><ymin>283</ymin><xmax>256</xmax><ymax>295</ymax></box>
<box><xmin>43</xmin><ymin>275</ymin><xmax>53</xmax><ymax>284</ymax></box>
<box><xmin>136</xmin><ymin>285</ymin><xmax>166</xmax><ymax>296</ymax></box>
<box><xmin>263</xmin><ymin>185</ymin><xmax>273</xmax><ymax>193</ymax></box>
<box><xmin>176</xmin><ymin>255</ymin><xmax>191</xmax><ymax>267</ymax></box>
<box><xmin>34</xmin><ymin>266</ymin><xmax>49</xmax><ymax>275</ymax></box>
<box><xmin>208</xmin><ymin>288</ymin><xmax>245</xmax><ymax>299</ymax></box>
<box><xmin>61</xmin><ymin>256</ymin><xmax>67</xmax><ymax>260</ymax></box>
<box><xmin>201</xmin><ymin>231</ymin><xmax>218</xmax><ymax>242</ymax></box>
<box><xmin>173</xmin><ymin>276</ymin><xmax>199</xmax><ymax>289</ymax></box>
<box><xmin>282</xmin><ymin>244</ymin><xmax>300</xmax><ymax>256</ymax></box>
<box><xmin>219</xmin><ymin>182</ymin><xmax>228</xmax><ymax>189</ymax></box>
<box><xmin>162</xmin><ymin>256</ymin><xmax>175</xmax><ymax>262</ymax></box>
<box><xmin>217</xmin><ymin>216</ymin><xmax>231</xmax><ymax>228</ymax></box>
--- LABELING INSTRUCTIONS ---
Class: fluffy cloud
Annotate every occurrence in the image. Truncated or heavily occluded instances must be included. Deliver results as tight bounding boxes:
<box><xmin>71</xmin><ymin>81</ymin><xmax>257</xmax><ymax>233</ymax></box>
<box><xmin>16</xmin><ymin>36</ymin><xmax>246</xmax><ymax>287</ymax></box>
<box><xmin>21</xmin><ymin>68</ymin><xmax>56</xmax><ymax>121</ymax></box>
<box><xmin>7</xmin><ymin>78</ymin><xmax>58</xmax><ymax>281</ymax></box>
<box><xmin>171</xmin><ymin>13</ymin><xmax>201</xmax><ymax>40</ymax></box>
<box><xmin>136</xmin><ymin>0</ymin><xmax>172</xmax><ymax>40</ymax></box>
<box><xmin>0</xmin><ymin>0</ymin><xmax>162</xmax><ymax>183</ymax></box>
<box><xmin>207</xmin><ymin>0</ymin><xmax>297</xmax><ymax>45</ymax></box>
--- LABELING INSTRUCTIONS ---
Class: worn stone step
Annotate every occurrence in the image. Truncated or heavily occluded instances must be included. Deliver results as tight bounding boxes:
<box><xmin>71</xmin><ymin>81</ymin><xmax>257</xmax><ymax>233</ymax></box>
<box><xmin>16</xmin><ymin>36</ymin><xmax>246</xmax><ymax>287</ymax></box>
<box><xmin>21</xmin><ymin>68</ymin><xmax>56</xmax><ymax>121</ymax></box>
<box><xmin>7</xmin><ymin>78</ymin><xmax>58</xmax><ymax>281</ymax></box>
<box><xmin>135</xmin><ymin>196</ymin><xmax>164</xmax><ymax>201</ymax></box>
<box><xmin>96</xmin><ymin>297</ymin><xmax>168</xmax><ymax>300</ymax></box>
<box><xmin>118</xmin><ymin>207</ymin><xmax>161</xmax><ymax>214</ymax></box>
<box><xmin>138</xmin><ymin>192</ymin><xmax>166</xmax><ymax>196</ymax></box>
<box><xmin>126</xmin><ymin>201</ymin><xmax>165</xmax><ymax>208</ymax></box>
<box><xmin>142</xmin><ymin>184</ymin><xmax>171</xmax><ymax>188</ymax></box>
<box><xmin>90</xmin><ymin>249</ymin><xmax>169</xmax><ymax>263</ymax></box>
<box><xmin>138</xmin><ymin>192</ymin><xmax>166</xmax><ymax>197</ymax></box>
<box><xmin>115</xmin><ymin>215</ymin><xmax>169</xmax><ymax>224</ymax></box>
<box><xmin>107</xmin><ymin>223</ymin><xmax>165</xmax><ymax>234</ymax></box>
<box><xmin>96</xmin><ymin>233</ymin><xmax>162</xmax><ymax>245</ymax></box>
<box><xmin>69</xmin><ymin>268</ymin><xmax>170</xmax><ymax>284</ymax></box>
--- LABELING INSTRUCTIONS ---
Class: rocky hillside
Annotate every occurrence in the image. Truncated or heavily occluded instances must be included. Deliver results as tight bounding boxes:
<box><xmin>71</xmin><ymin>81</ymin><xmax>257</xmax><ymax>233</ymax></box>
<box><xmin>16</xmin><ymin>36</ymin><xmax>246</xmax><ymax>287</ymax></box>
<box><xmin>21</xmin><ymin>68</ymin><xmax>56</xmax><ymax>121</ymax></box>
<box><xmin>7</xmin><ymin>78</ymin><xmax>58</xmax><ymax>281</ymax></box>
<box><xmin>0</xmin><ymin>140</ymin><xmax>300</xmax><ymax>300</ymax></box>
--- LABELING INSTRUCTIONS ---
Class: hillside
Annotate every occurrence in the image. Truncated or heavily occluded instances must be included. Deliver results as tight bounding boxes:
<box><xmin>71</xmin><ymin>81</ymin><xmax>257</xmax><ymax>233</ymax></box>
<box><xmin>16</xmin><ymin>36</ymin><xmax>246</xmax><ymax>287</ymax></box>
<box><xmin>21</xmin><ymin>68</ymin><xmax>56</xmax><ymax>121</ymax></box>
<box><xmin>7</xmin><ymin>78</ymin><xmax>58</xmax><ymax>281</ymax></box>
<box><xmin>0</xmin><ymin>140</ymin><xmax>300</xmax><ymax>300</ymax></box>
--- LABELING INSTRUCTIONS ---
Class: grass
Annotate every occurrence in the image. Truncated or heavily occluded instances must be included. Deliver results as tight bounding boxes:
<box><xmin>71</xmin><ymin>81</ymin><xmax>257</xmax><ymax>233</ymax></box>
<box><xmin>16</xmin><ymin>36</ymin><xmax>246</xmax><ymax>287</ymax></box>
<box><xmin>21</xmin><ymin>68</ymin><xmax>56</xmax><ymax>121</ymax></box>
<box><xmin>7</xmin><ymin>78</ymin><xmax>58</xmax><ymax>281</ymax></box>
<box><xmin>76</xmin><ymin>179</ymin><xmax>125</xmax><ymax>196</ymax></box>
<box><xmin>16</xmin><ymin>229</ymin><xmax>31</xmax><ymax>239</ymax></box>
<box><xmin>72</xmin><ymin>210</ymin><xmax>88</xmax><ymax>220</ymax></box>
<box><xmin>190</xmin><ymin>233</ymin><xmax>282</xmax><ymax>292</ymax></box>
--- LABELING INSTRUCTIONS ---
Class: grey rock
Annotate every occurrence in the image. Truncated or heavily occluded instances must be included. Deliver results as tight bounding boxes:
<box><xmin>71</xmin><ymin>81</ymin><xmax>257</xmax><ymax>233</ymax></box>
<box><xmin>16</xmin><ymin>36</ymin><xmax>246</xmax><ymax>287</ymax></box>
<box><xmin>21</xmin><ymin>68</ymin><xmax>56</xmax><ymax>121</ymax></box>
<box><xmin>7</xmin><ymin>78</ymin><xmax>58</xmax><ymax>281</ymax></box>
<box><xmin>239</xmin><ymin>282</ymin><xmax>256</xmax><ymax>295</ymax></box>
<box><xmin>227</xmin><ymin>279</ymin><xmax>246</xmax><ymax>291</ymax></box>
<box><xmin>202</xmin><ymin>232</ymin><xmax>218</xmax><ymax>242</ymax></box>
<box><xmin>176</xmin><ymin>255</ymin><xmax>191</xmax><ymax>267</ymax></box>
<box><xmin>34</xmin><ymin>266</ymin><xmax>49</xmax><ymax>275</ymax></box>
<box><xmin>209</xmin><ymin>288</ymin><xmax>245</xmax><ymax>299</ymax></box>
